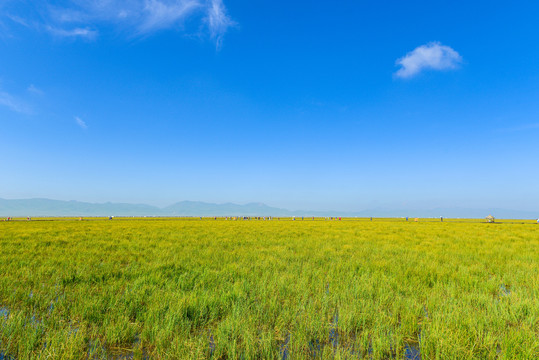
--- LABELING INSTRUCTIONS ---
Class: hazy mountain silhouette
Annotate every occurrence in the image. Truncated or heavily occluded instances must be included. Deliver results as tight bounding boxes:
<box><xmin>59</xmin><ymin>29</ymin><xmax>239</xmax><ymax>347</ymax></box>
<box><xmin>0</xmin><ymin>198</ymin><xmax>536</xmax><ymax>219</ymax></box>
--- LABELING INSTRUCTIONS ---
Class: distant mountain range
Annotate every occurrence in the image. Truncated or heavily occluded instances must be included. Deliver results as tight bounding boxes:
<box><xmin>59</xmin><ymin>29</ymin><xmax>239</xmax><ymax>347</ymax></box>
<box><xmin>0</xmin><ymin>198</ymin><xmax>537</xmax><ymax>219</ymax></box>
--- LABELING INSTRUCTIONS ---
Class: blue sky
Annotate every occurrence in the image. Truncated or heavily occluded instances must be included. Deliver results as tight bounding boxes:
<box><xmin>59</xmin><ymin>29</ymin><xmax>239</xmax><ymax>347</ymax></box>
<box><xmin>1</xmin><ymin>0</ymin><xmax>538</xmax><ymax>212</ymax></box>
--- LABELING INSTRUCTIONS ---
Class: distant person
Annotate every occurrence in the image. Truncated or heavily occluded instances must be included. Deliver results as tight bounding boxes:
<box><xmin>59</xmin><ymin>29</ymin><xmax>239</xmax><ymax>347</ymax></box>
<box><xmin>441</xmin><ymin>216</ymin><xmax>443</xmax><ymax>222</ymax></box>
<box><xmin>406</xmin><ymin>217</ymin><xmax>408</xmax><ymax>221</ymax></box>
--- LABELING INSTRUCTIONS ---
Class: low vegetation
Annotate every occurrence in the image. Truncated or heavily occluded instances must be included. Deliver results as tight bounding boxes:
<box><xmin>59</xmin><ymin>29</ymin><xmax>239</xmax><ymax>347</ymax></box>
<box><xmin>1</xmin><ymin>218</ymin><xmax>538</xmax><ymax>359</ymax></box>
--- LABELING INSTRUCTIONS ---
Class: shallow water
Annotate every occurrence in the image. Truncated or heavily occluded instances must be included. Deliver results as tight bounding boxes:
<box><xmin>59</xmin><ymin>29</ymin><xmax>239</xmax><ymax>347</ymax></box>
<box><xmin>0</xmin><ymin>352</ymin><xmax>16</xmax><ymax>360</ymax></box>
<box><xmin>404</xmin><ymin>343</ymin><xmax>421</xmax><ymax>360</ymax></box>
<box><xmin>0</xmin><ymin>307</ymin><xmax>9</xmax><ymax>319</ymax></box>
<box><xmin>208</xmin><ymin>332</ymin><xmax>216</xmax><ymax>356</ymax></box>
<box><xmin>86</xmin><ymin>342</ymin><xmax>150</xmax><ymax>360</ymax></box>
<box><xmin>500</xmin><ymin>284</ymin><xmax>511</xmax><ymax>296</ymax></box>
<box><xmin>280</xmin><ymin>332</ymin><xmax>290</xmax><ymax>360</ymax></box>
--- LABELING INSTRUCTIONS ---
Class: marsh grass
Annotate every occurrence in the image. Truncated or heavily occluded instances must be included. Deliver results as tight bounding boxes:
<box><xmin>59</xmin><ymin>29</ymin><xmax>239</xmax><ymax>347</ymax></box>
<box><xmin>0</xmin><ymin>218</ymin><xmax>538</xmax><ymax>359</ymax></box>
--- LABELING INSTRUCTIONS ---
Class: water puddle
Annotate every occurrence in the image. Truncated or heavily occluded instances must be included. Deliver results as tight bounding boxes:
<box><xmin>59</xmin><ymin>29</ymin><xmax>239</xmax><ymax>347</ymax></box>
<box><xmin>0</xmin><ymin>336</ymin><xmax>15</xmax><ymax>360</ymax></box>
<box><xmin>308</xmin><ymin>339</ymin><xmax>320</xmax><ymax>358</ymax></box>
<box><xmin>422</xmin><ymin>306</ymin><xmax>429</xmax><ymax>319</ymax></box>
<box><xmin>87</xmin><ymin>339</ymin><xmax>149</xmax><ymax>360</ymax></box>
<box><xmin>404</xmin><ymin>343</ymin><xmax>421</xmax><ymax>360</ymax></box>
<box><xmin>24</xmin><ymin>314</ymin><xmax>41</xmax><ymax>329</ymax></box>
<box><xmin>306</xmin><ymin>311</ymin><xmax>344</xmax><ymax>358</ymax></box>
<box><xmin>499</xmin><ymin>284</ymin><xmax>511</xmax><ymax>297</ymax></box>
<box><xmin>279</xmin><ymin>332</ymin><xmax>290</xmax><ymax>360</ymax></box>
<box><xmin>105</xmin><ymin>350</ymin><xmax>138</xmax><ymax>360</ymax></box>
<box><xmin>0</xmin><ymin>307</ymin><xmax>9</xmax><ymax>320</ymax></box>
<box><xmin>0</xmin><ymin>351</ymin><xmax>16</xmax><ymax>360</ymax></box>
<box><xmin>208</xmin><ymin>332</ymin><xmax>216</xmax><ymax>357</ymax></box>
<box><xmin>367</xmin><ymin>340</ymin><xmax>373</xmax><ymax>358</ymax></box>
<box><xmin>329</xmin><ymin>312</ymin><xmax>339</xmax><ymax>350</ymax></box>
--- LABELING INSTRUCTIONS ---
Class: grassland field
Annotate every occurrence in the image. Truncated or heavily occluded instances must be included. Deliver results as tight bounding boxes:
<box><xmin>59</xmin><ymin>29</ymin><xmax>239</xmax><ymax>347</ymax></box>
<box><xmin>0</xmin><ymin>217</ymin><xmax>538</xmax><ymax>359</ymax></box>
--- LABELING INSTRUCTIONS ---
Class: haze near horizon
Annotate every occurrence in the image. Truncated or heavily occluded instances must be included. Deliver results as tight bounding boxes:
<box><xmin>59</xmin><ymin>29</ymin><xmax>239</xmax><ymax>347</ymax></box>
<box><xmin>1</xmin><ymin>1</ymin><xmax>538</xmax><ymax>213</ymax></box>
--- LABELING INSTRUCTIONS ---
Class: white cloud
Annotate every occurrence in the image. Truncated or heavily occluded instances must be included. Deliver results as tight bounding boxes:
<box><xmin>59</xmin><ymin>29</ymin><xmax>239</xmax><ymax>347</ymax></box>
<box><xmin>0</xmin><ymin>90</ymin><xmax>30</xmax><ymax>113</ymax></box>
<box><xmin>2</xmin><ymin>0</ymin><xmax>235</xmax><ymax>47</ymax></box>
<box><xmin>139</xmin><ymin>0</ymin><xmax>202</xmax><ymax>33</ymax></box>
<box><xmin>75</xmin><ymin>116</ymin><xmax>88</xmax><ymax>129</ymax></box>
<box><xmin>395</xmin><ymin>42</ymin><xmax>462</xmax><ymax>78</ymax></box>
<box><xmin>46</xmin><ymin>25</ymin><xmax>98</xmax><ymax>39</ymax></box>
<box><xmin>6</xmin><ymin>14</ymin><xmax>30</xmax><ymax>27</ymax></box>
<box><xmin>206</xmin><ymin>0</ymin><xmax>235</xmax><ymax>49</ymax></box>
<box><xmin>27</xmin><ymin>84</ymin><xmax>44</xmax><ymax>95</ymax></box>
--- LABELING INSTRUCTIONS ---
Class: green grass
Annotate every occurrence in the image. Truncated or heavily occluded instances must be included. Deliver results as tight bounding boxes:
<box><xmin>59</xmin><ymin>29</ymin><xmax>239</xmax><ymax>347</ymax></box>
<box><xmin>0</xmin><ymin>218</ymin><xmax>538</xmax><ymax>359</ymax></box>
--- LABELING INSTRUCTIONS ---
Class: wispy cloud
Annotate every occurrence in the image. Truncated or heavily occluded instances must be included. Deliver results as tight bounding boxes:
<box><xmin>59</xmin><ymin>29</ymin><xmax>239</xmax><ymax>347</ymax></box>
<box><xmin>27</xmin><ymin>84</ymin><xmax>44</xmax><ymax>95</ymax></box>
<box><xmin>75</xmin><ymin>116</ymin><xmax>88</xmax><ymax>129</ymax></box>
<box><xmin>139</xmin><ymin>0</ymin><xmax>202</xmax><ymax>33</ymax></box>
<box><xmin>46</xmin><ymin>25</ymin><xmax>98</xmax><ymax>39</ymax></box>
<box><xmin>0</xmin><ymin>90</ymin><xmax>30</xmax><ymax>113</ymax></box>
<box><xmin>206</xmin><ymin>0</ymin><xmax>235</xmax><ymax>49</ymax></box>
<box><xmin>6</xmin><ymin>14</ymin><xmax>30</xmax><ymax>27</ymax></box>
<box><xmin>395</xmin><ymin>42</ymin><xmax>462</xmax><ymax>79</ymax></box>
<box><xmin>1</xmin><ymin>0</ymin><xmax>235</xmax><ymax>47</ymax></box>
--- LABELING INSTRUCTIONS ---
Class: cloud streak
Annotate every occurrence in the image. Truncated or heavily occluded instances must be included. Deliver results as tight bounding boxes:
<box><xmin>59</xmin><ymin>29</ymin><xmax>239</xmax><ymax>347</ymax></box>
<box><xmin>395</xmin><ymin>42</ymin><xmax>462</xmax><ymax>78</ymax></box>
<box><xmin>27</xmin><ymin>84</ymin><xmax>44</xmax><ymax>95</ymax></box>
<box><xmin>1</xmin><ymin>0</ymin><xmax>235</xmax><ymax>47</ymax></box>
<box><xmin>46</xmin><ymin>25</ymin><xmax>98</xmax><ymax>39</ymax></box>
<box><xmin>206</xmin><ymin>0</ymin><xmax>235</xmax><ymax>49</ymax></box>
<box><xmin>0</xmin><ymin>90</ymin><xmax>30</xmax><ymax>113</ymax></box>
<box><xmin>75</xmin><ymin>116</ymin><xmax>88</xmax><ymax>129</ymax></box>
<box><xmin>139</xmin><ymin>0</ymin><xmax>202</xmax><ymax>33</ymax></box>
